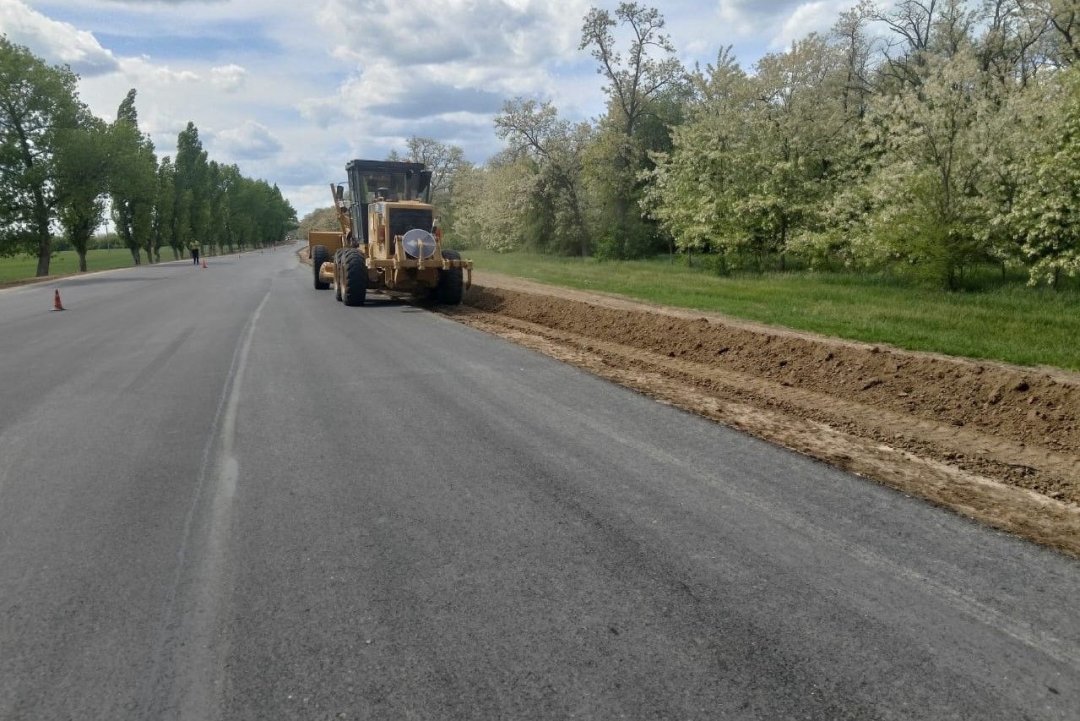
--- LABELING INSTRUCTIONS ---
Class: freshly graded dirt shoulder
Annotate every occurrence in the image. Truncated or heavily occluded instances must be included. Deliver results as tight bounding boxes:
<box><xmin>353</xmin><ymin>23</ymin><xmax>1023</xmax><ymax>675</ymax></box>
<box><xmin>442</xmin><ymin>274</ymin><xmax>1080</xmax><ymax>557</ymax></box>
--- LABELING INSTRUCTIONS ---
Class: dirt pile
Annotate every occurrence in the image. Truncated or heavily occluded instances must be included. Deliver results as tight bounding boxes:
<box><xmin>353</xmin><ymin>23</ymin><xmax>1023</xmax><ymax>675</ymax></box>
<box><xmin>447</xmin><ymin>280</ymin><xmax>1080</xmax><ymax>556</ymax></box>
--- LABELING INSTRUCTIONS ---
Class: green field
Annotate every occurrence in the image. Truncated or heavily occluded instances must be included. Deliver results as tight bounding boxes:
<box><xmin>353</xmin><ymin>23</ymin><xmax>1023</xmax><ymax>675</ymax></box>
<box><xmin>0</xmin><ymin>249</ymin><xmax>186</xmax><ymax>285</ymax></box>
<box><xmin>464</xmin><ymin>250</ymin><xmax>1080</xmax><ymax>371</ymax></box>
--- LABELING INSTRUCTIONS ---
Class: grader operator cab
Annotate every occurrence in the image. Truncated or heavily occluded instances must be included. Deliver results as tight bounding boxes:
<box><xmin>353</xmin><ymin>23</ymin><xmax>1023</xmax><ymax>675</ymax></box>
<box><xmin>310</xmin><ymin>159</ymin><xmax>472</xmax><ymax>306</ymax></box>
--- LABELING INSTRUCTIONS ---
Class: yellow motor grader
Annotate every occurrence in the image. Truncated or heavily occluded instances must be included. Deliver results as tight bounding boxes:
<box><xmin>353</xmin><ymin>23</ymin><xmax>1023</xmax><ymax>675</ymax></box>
<box><xmin>309</xmin><ymin>159</ymin><xmax>472</xmax><ymax>306</ymax></box>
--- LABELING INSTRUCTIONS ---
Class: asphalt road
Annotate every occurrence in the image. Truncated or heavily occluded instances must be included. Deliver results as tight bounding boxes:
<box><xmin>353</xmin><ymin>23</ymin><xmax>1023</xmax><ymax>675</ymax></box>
<box><xmin>0</xmin><ymin>248</ymin><xmax>1077</xmax><ymax>720</ymax></box>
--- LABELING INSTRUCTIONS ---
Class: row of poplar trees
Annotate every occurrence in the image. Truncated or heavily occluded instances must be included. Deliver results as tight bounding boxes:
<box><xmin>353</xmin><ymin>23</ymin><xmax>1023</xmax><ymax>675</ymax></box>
<box><xmin>447</xmin><ymin>0</ymin><xmax>1080</xmax><ymax>288</ymax></box>
<box><xmin>0</xmin><ymin>37</ymin><xmax>297</xmax><ymax>277</ymax></box>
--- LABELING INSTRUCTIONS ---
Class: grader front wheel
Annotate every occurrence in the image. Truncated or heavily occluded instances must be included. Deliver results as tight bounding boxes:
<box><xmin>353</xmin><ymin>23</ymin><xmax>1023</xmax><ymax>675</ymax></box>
<box><xmin>434</xmin><ymin>250</ymin><xmax>465</xmax><ymax>305</ymax></box>
<box><xmin>342</xmin><ymin>249</ymin><xmax>367</xmax><ymax>307</ymax></box>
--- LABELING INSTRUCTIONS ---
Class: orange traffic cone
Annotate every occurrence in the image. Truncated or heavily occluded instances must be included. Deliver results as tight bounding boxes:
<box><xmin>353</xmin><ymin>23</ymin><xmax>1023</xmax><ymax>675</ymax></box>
<box><xmin>201</xmin><ymin>257</ymin><xmax>208</xmax><ymax>269</ymax></box>
<box><xmin>52</xmin><ymin>289</ymin><xmax>65</xmax><ymax>311</ymax></box>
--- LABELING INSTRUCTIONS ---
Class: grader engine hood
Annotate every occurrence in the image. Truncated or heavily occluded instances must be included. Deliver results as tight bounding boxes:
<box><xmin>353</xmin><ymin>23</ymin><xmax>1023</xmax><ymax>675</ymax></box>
<box><xmin>381</xmin><ymin>203</ymin><xmax>434</xmax><ymax>242</ymax></box>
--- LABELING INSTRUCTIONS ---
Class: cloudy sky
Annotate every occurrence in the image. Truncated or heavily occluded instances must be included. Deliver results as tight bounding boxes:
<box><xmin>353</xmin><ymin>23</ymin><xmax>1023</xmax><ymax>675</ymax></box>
<box><xmin>2</xmin><ymin>0</ymin><xmax>857</xmax><ymax>217</ymax></box>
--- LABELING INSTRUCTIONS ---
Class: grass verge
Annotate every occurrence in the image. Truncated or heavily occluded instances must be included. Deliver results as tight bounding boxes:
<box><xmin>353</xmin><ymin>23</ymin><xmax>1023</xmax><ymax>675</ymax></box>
<box><xmin>0</xmin><ymin>249</ymin><xmax>186</xmax><ymax>285</ymax></box>
<box><xmin>461</xmin><ymin>249</ymin><xmax>1080</xmax><ymax>371</ymax></box>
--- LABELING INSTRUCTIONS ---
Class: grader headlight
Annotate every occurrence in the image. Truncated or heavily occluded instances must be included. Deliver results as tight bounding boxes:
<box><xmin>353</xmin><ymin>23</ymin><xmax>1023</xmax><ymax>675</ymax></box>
<box><xmin>401</xmin><ymin>228</ymin><xmax>438</xmax><ymax>260</ymax></box>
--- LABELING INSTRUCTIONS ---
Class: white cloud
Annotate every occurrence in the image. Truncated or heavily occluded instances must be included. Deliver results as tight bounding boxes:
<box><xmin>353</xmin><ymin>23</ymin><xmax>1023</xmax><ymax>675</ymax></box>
<box><xmin>306</xmin><ymin>0</ymin><xmax>592</xmax><ymax>125</ymax></box>
<box><xmin>319</xmin><ymin>0</ymin><xmax>588</xmax><ymax>69</ymax></box>
<box><xmin>0</xmin><ymin>0</ymin><xmax>118</xmax><ymax>75</ymax></box>
<box><xmin>770</xmin><ymin>1</ymin><xmax>852</xmax><ymax>49</ymax></box>
<box><xmin>117</xmin><ymin>56</ymin><xmax>200</xmax><ymax>84</ymax></box>
<box><xmin>708</xmin><ymin>0</ymin><xmax>853</xmax><ymax>48</ymax></box>
<box><xmin>210</xmin><ymin>63</ymin><xmax>247</xmax><ymax>92</ymax></box>
<box><xmin>106</xmin><ymin>0</ymin><xmax>228</xmax><ymax>4</ymax></box>
<box><xmin>714</xmin><ymin>0</ymin><xmax>761</xmax><ymax>37</ymax></box>
<box><xmin>213</xmin><ymin>121</ymin><xmax>283</xmax><ymax>160</ymax></box>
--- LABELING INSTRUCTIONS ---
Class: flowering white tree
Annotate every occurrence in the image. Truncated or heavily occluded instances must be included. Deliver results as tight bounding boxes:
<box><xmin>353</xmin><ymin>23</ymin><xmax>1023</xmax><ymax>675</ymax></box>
<box><xmin>1011</xmin><ymin>66</ymin><xmax>1080</xmax><ymax>285</ymax></box>
<box><xmin>859</xmin><ymin>49</ymin><xmax>1000</xmax><ymax>285</ymax></box>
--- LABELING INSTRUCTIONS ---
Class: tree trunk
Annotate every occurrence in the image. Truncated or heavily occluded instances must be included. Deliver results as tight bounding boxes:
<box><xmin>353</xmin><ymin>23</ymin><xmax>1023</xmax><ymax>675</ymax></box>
<box><xmin>144</xmin><ymin>247</ymin><xmax>154</xmax><ymax>265</ymax></box>
<box><xmin>35</xmin><ymin>232</ymin><xmax>52</xmax><ymax>277</ymax></box>
<box><xmin>17</xmin><ymin>126</ymin><xmax>52</xmax><ymax>277</ymax></box>
<box><xmin>779</xmin><ymin>216</ymin><xmax>788</xmax><ymax>271</ymax></box>
<box><xmin>612</xmin><ymin>142</ymin><xmax>633</xmax><ymax>257</ymax></box>
<box><xmin>78</xmin><ymin>251</ymin><xmax>87</xmax><ymax>273</ymax></box>
<box><xmin>129</xmin><ymin>247</ymin><xmax>141</xmax><ymax>265</ymax></box>
<box><xmin>33</xmin><ymin>194</ymin><xmax>52</xmax><ymax>277</ymax></box>
<box><xmin>562</xmin><ymin>177</ymin><xmax>590</xmax><ymax>259</ymax></box>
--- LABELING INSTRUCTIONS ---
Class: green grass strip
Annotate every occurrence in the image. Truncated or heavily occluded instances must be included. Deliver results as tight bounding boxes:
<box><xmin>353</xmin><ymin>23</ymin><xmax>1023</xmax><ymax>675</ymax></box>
<box><xmin>464</xmin><ymin>250</ymin><xmax>1080</xmax><ymax>371</ymax></box>
<box><xmin>0</xmin><ymin>249</ymin><xmax>185</xmax><ymax>284</ymax></box>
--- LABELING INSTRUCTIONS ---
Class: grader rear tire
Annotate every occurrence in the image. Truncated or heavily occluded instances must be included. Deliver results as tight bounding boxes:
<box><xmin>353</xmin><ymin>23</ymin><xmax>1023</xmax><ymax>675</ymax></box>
<box><xmin>312</xmin><ymin>245</ymin><xmax>330</xmax><ymax>290</ymax></box>
<box><xmin>342</xmin><ymin>249</ymin><xmax>367</xmax><ymax>307</ymax></box>
<box><xmin>434</xmin><ymin>249</ymin><xmax>464</xmax><ymax>305</ymax></box>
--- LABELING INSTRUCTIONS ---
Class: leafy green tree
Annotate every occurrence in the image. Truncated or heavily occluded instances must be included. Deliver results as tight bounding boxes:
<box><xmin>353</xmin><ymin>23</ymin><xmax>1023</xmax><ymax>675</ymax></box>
<box><xmin>228</xmin><ymin>184</ymin><xmax>254</xmax><ymax>250</ymax></box>
<box><xmin>580</xmin><ymin>3</ymin><xmax>684</xmax><ymax>257</ymax></box>
<box><xmin>205</xmin><ymin>160</ymin><xmax>225</xmax><ymax>254</ymax></box>
<box><xmin>402</xmin><ymin>136</ymin><xmax>465</xmax><ymax>198</ymax></box>
<box><xmin>210</xmin><ymin>168</ymin><xmax>294</xmax><ymax>251</ymax></box>
<box><xmin>874</xmin><ymin>0</ymin><xmax>940</xmax><ymax>88</ymax></box>
<box><xmin>833</xmin><ymin>0</ymin><xmax>876</xmax><ymax>116</ymax></box>
<box><xmin>55</xmin><ymin>110</ymin><xmax>109</xmax><ymax>271</ymax></box>
<box><xmin>641</xmin><ymin>50</ymin><xmax>751</xmax><ymax>262</ymax></box>
<box><xmin>872</xmin><ymin>0</ymin><xmax>982</xmax><ymax>92</ymax></box>
<box><xmin>580</xmin><ymin>3</ymin><xmax>683</xmax><ymax>145</ymax></box>
<box><xmin>389</xmin><ymin>136</ymin><xmax>469</xmax><ymax>237</ymax></box>
<box><xmin>174</xmin><ymin>121</ymin><xmax>209</xmax><ymax>254</ymax></box>
<box><xmin>109</xmin><ymin>89</ymin><xmax>157</xmax><ymax>264</ymax></box>
<box><xmin>740</xmin><ymin>35</ymin><xmax>848</xmax><ymax>269</ymax></box>
<box><xmin>253</xmin><ymin>180</ymin><xmax>295</xmax><ymax>245</ymax></box>
<box><xmin>978</xmin><ymin>0</ymin><xmax>1055</xmax><ymax>85</ymax></box>
<box><xmin>1039</xmin><ymin>0</ymin><xmax>1080</xmax><ymax>65</ymax></box>
<box><xmin>174</xmin><ymin>188</ymin><xmax>193</xmax><ymax>257</ymax></box>
<box><xmin>495</xmin><ymin>98</ymin><xmax>593</xmax><ymax>256</ymax></box>
<box><xmin>219</xmin><ymin>164</ymin><xmax>247</xmax><ymax>250</ymax></box>
<box><xmin>0</xmin><ymin>36</ymin><xmax>79</xmax><ymax>275</ymax></box>
<box><xmin>645</xmin><ymin>37</ymin><xmax>849</xmax><ymax>270</ymax></box>
<box><xmin>296</xmin><ymin>206</ymin><xmax>340</xmax><ymax>236</ymax></box>
<box><xmin>460</xmin><ymin>0</ymin><xmax>1080</xmax><ymax>284</ymax></box>
<box><xmin>154</xmin><ymin>156</ymin><xmax>176</xmax><ymax>260</ymax></box>
<box><xmin>930</xmin><ymin>0</ymin><xmax>981</xmax><ymax>57</ymax></box>
<box><xmin>450</xmin><ymin>156</ymin><xmax>533</xmax><ymax>253</ymax></box>
<box><xmin>214</xmin><ymin>185</ymin><xmax>232</xmax><ymax>253</ymax></box>
<box><xmin>862</xmin><ymin>49</ymin><xmax>997</xmax><ymax>286</ymax></box>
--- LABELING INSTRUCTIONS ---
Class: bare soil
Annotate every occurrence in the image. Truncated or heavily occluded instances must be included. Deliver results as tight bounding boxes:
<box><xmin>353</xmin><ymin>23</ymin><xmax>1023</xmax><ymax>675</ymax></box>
<box><xmin>440</xmin><ymin>272</ymin><xmax>1080</xmax><ymax>558</ymax></box>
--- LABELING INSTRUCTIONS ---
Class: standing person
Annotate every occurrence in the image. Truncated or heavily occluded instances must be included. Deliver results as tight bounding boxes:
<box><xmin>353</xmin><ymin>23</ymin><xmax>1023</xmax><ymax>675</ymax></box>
<box><xmin>189</xmin><ymin>240</ymin><xmax>200</xmax><ymax>265</ymax></box>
